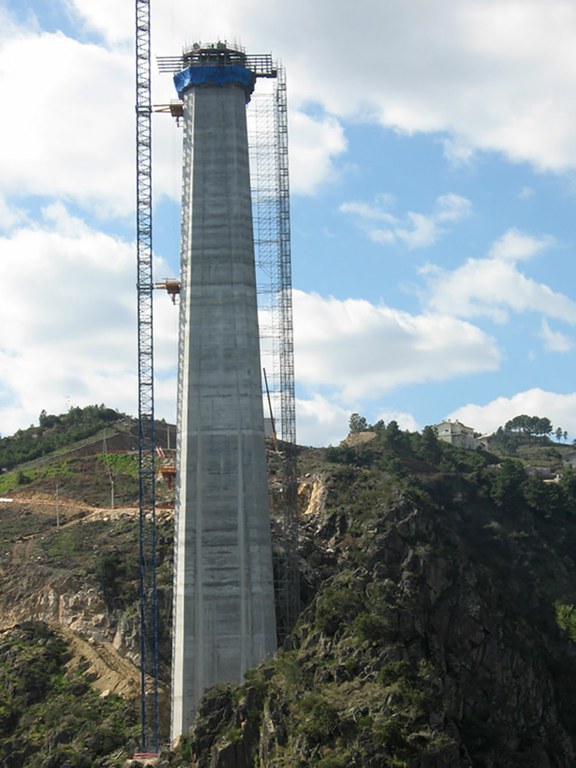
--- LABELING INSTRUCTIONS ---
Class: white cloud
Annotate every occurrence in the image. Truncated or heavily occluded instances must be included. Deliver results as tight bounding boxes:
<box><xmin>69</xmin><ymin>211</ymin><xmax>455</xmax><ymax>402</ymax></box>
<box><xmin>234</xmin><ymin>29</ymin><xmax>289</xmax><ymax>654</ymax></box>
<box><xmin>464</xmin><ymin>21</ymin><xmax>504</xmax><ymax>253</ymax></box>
<box><xmin>449</xmin><ymin>388</ymin><xmax>576</xmax><ymax>436</ymax></box>
<box><xmin>293</xmin><ymin>290</ymin><xmax>500</xmax><ymax>400</ymax></box>
<box><xmin>423</xmin><ymin>231</ymin><xmax>576</xmax><ymax>324</ymax></box>
<box><xmin>294</xmin><ymin>399</ymin><xmax>422</xmax><ymax>447</ymax></box>
<box><xmin>8</xmin><ymin>0</ymin><xmax>574</xmax><ymax>223</ymax></box>
<box><xmin>0</xmin><ymin>7</ymin><xmax>349</xmax><ymax>213</ymax></box>
<box><xmin>0</xmin><ymin>206</ymin><xmax>176</xmax><ymax>435</ymax></box>
<box><xmin>64</xmin><ymin>0</ymin><xmax>133</xmax><ymax>45</ymax></box>
<box><xmin>341</xmin><ymin>193</ymin><xmax>471</xmax><ymax>249</ymax></box>
<box><xmin>540</xmin><ymin>319</ymin><xmax>572</xmax><ymax>352</ymax></box>
<box><xmin>0</xmin><ymin>25</ymin><xmax>135</xmax><ymax>218</ymax></box>
<box><xmin>488</xmin><ymin>228</ymin><xmax>554</xmax><ymax>261</ymax></box>
<box><xmin>339</xmin><ymin>195</ymin><xmax>397</xmax><ymax>223</ymax></box>
<box><xmin>2</xmin><ymin>0</ymin><xmax>575</xmax><ymax>446</ymax></box>
<box><xmin>374</xmin><ymin>409</ymin><xmax>420</xmax><ymax>433</ymax></box>
<box><xmin>287</xmin><ymin>110</ymin><xmax>347</xmax><ymax>195</ymax></box>
<box><xmin>0</xmin><ymin>195</ymin><xmax>27</xmax><ymax>231</ymax></box>
<box><xmin>395</xmin><ymin>212</ymin><xmax>439</xmax><ymax>249</ymax></box>
<box><xmin>295</xmin><ymin>397</ymin><xmax>422</xmax><ymax>448</ymax></box>
<box><xmin>518</xmin><ymin>186</ymin><xmax>535</xmax><ymax>200</ymax></box>
<box><xmin>441</xmin><ymin>136</ymin><xmax>475</xmax><ymax>165</ymax></box>
<box><xmin>296</xmin><ymin>395</ymin><xmax>351</xmax><ymax>447</ymax></box>
<box><xmin>25</xmin><ymin>0</ymin><xmax>576</xmax><ymax>188</ymax></box>
<box><xmin>143</xmin><ymin>0</ymin><xmax>576</xmax><ymax>173</ymax></box>
<box><xmin>436</xmin><ymin>194</ymin><xmax>473</xmax><ymax>222</ymax></box>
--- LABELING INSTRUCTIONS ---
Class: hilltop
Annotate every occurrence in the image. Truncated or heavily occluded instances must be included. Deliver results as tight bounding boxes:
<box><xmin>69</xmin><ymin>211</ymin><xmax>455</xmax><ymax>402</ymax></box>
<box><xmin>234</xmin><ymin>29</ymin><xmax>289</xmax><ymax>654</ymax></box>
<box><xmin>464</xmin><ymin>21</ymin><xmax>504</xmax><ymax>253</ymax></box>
<box><xmin>1</xmin><ymin>409</ymin><xmax>576</xmax><ymax>766</ymax></box>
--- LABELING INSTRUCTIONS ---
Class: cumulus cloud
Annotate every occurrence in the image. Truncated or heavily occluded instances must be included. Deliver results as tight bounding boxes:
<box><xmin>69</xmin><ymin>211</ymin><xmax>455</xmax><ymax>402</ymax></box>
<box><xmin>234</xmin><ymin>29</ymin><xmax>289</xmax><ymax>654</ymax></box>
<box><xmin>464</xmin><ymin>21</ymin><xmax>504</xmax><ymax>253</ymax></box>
<box><xmin>0</xmin><ymin>206</ymin><xmax>176</xmax><ymax>434</ymax></box>
<box><xmin>341</xmin><ymin>193</ymin><xmax>471</xmax><ymax>249</ymax></box>
<box><xmin>296</xmin><ymin>395</ymin><xmax>351</xmax><ymax>447</ymax></box>
<box><xmin>540</xmin><ymin>319</ymin><xmax>572</xmax><ymax>352</ymax></box>
<box><xmin>374</xmin><ymin>409</ymin><xmax>420</xmax><ymax>433</ymax></box>
<box><xmin>0</xmin><ymin>5</ymin><xmax>350</xmax><ymax>215</ymax></box>
<box><xmin>32</xmin><ymin>0</ymin><xmax>576</xmax><ymax>186</ymax></box>
<box><xmin>422</xmin><ymin>229</ymin><xmax>576</xmax><ymax>324</ymax></box>
<box><xmin>287</xmin><ymin>110</ymin><xmax>347</xmax><ymax>195</ymax></box>
<box><xmin>3</xmin><ymin>0</ymin><xmax>575</xmax><ymax>444</ymax></box>
<box><xmin>7</xmin><ymin>0</ymin><xmax>575</xmax><ymax>218</ymax></box>
<box><xmin>292</xmin><ymin>290</ymin><xmax>500</xmax><ymax>400</ymax></box>
<box><xmin>0</xmin><ymin>23</ymin><xmax>136</xmax><ymax>218</ymax></box>
<box><xmin>488</xmin><ymin>228</ymin><xmax>554</xmax><ymax>261</ymax></box>
<box><xmin>339</xmin><ymin>194</ymin><xmax>397</xmax><ymax>222</ymax></box>
<box><xmin>449</xmin><ymin>388</ymin><xmax>576</xmax><ymax>436</ymax></box>
<box><xmin>294</xmin><ymin>398</ymin><xmax>422</xmax><ymax>447</ymax></box>
<box><xmin>64</xmin><ymin>0</ymin><xmax>133</xmax><ymax>45</ymax></box>
<box><xmin>141</xmin><ymin>0</ymin><xmax>576</xmax><ymax>173</ymax></box>
<box><xmin>0</xmin><ymin>195</ymin><xmax>27</xmax><ymax>232</ymax></box>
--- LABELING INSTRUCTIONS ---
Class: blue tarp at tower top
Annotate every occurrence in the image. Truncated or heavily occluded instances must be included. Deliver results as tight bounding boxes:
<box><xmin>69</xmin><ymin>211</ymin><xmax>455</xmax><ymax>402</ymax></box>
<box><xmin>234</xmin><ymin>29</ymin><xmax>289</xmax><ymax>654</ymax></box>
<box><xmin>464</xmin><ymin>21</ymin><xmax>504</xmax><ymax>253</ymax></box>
<box><xmin>174</xmin><ymin>65</ymin><xmax>256</xmax><ymax>101</ymax></box>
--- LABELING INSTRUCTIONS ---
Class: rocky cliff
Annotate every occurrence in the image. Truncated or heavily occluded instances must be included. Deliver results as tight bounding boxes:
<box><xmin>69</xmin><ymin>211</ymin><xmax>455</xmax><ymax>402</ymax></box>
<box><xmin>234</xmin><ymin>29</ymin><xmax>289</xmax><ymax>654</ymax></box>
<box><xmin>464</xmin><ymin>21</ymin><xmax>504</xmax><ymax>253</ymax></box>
<box><xmin>168</xmin><ymin>451</ymin><xmax>576</xmax><ymax>768</ymax></box>
<box><xmin>2</xmin><ymin>427</ymin><xmax>576</xmax><ymax>767</ymax></box>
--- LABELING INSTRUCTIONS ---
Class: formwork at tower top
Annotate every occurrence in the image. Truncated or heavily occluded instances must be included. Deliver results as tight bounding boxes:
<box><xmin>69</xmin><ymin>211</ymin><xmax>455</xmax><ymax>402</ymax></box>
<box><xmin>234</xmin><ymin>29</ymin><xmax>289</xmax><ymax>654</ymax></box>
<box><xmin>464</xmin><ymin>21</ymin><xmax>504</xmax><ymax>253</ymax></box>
<box><xmin>158</xmin><ymin>43</ymin><xmax>300</xmax><ymax>641</ymax></box>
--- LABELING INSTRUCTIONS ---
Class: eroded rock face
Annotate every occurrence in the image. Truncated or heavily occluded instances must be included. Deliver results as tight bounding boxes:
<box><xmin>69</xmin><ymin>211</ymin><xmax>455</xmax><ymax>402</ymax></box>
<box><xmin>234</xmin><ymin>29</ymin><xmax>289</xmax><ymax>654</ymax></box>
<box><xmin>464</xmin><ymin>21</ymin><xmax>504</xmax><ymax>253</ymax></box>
<box><xmin>0</xmin><ymin>554</ymin><xmax>140</xmax><ymax>657</ymax></box>
<box><xmin>0</xmin><ymin>501</ymin><xmax>162</xmax><ymax>658</ymax></box>
<box><xmin>1</xmin><ymin>572</ymin><xmax>98</xmax><ymax>631</ymax></box>
<box><xmin>4</xmin><ymin>456</ymin><xmax>576</xmax><ymax>766</ymax></box>
<box><xmin>179</xmin><ymin>468</ymin><xmax>576</xmax><ymax>768</ymax></box>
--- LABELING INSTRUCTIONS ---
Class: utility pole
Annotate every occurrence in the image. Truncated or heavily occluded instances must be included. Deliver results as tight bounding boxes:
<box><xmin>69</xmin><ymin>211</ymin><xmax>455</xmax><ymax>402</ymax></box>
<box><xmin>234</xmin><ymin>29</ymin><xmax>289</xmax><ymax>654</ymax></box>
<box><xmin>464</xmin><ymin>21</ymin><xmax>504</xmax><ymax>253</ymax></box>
<box><xmin>102</xmin><ymin>430</ymin><xmax>115</xmax><ymax>510</ymax></box>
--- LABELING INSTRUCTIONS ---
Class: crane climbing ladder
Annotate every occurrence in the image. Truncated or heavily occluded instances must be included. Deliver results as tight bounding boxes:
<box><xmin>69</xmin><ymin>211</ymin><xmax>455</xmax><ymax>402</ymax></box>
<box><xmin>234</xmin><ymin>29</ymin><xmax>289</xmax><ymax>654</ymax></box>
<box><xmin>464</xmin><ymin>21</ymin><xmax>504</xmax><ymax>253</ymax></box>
<box><xmin>135</xmin><ymin>0</ymin><xmax>159</xmax><ymax>753</ymax></box>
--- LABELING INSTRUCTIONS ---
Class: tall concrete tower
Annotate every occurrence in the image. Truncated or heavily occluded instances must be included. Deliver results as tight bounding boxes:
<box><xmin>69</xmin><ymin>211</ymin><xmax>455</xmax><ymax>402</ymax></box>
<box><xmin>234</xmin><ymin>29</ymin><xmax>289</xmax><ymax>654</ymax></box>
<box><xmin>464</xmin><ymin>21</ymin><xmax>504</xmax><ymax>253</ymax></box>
<box><xmin>169</xmin><ymin>44</ymin><xmax>278</xmax><ymax>740</ymax></box>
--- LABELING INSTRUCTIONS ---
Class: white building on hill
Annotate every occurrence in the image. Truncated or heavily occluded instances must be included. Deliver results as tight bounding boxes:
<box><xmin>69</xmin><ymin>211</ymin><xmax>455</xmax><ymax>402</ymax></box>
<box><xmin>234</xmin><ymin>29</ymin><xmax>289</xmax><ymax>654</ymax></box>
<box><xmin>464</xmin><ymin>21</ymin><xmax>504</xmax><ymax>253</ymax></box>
<box><xmin>434</xmin><ymin>419</ymin><xmax>477</xmax><ymax>450</ymax></box>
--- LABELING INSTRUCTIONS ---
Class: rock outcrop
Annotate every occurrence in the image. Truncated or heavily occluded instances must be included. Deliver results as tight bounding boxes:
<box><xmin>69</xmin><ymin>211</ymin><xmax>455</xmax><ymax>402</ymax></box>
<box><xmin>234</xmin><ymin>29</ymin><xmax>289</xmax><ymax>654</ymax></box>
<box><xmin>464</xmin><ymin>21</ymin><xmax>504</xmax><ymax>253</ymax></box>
<box><xmin>3</xmin><ymin>436</ymin><xmax>576</xmax><ymax>767</ymax></box>
<box><xmin>176</xmin><ymin>465</ymin><xmax>576</xmax><ymax>767</ymax></box>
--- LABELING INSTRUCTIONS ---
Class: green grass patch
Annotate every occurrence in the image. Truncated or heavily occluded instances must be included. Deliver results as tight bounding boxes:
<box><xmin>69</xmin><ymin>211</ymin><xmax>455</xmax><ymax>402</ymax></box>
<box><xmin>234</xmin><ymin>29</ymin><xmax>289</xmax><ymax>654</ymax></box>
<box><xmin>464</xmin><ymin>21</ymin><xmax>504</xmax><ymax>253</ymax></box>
<box><xmin>97</xmin><ymin>453</ymin><xmax>139</xmax><ymax>477</ymax></box>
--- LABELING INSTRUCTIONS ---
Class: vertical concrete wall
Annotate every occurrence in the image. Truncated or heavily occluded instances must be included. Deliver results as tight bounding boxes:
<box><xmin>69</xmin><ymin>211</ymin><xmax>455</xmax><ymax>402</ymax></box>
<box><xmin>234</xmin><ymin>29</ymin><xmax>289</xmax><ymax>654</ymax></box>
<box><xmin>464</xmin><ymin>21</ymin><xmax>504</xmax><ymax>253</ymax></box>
<box><xmin>171</xmin><ymin>82</ymin><xmax>277</xmax><ymax>740</ymax></box>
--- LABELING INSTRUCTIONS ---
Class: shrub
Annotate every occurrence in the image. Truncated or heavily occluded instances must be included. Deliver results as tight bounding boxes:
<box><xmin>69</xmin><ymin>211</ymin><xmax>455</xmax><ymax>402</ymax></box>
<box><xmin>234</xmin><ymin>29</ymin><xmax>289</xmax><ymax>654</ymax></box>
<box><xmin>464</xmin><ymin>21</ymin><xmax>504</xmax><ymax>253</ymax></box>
<box><xmin>556</xmin><ymin>603</ymin><xmax>576</xmax><ymax>643</ymax></box>
<box><xmin>353</xmin><ymin>610</ymin><xmax>395</xmax><ymax>643</ymax></box>
<box><xmin>298</xmin><ymin>693</ymin><xmax>340</xmax><ymax>743</ymax></box>
<box><xmin>317</xmin><ymin>754</ymin><xmax>349</xmax><ymax>768</ymax></box>
<box><xmin>315</xmin><ymin>586</ymin><xmax>362</xmax><ymax>636</ymax></box>
<box><xmin>16</xmin><ymin>471</ymin><xmax>31</xmax><ymax>486</ymax></box>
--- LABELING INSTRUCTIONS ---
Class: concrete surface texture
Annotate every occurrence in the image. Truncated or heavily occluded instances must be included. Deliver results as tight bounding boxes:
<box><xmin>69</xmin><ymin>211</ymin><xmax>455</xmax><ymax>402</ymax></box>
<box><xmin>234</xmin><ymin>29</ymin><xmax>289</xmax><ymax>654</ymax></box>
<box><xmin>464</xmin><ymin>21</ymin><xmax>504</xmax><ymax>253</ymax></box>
<box><xmin>171</xmin><ymin>77</ymin><xmax>277</xmax><ymax>740</ymax></box>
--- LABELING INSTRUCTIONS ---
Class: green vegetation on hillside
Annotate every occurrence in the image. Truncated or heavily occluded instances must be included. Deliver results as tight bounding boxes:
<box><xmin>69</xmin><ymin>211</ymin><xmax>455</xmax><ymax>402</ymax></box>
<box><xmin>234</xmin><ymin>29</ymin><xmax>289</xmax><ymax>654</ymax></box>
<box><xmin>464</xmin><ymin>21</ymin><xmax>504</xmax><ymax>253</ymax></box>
<box><xmin>327</xmin><ymin>417</ymin><xmax>494</xmax><ymax>475</ymax></box>
<box><xmin>0</xmin><ymin>622</ymin><xmax>138</xmax><ymax>767</ymax></box>
<box><xmin>0</xmin><ymin>405</ymin><xmax>126</xmax><ymax>470</ymax></box>
<box><xmin>489</xmin><ymin>413</ymin><xmax>569</xmax><ymax>452</ymax></box>
<box><xmin>0</xmin><ymin>453</ymin><xmax>140</xmax><ymax>506</ymax></box>
<box><xmin>172</xmin><ymin>421</ymin><xmax>576</xmax><ymax>767</ymax></box>
<box><xmin>2</xmin><ymin>413</ymin><xmax>576</xmax><ymax>765</ymax></box>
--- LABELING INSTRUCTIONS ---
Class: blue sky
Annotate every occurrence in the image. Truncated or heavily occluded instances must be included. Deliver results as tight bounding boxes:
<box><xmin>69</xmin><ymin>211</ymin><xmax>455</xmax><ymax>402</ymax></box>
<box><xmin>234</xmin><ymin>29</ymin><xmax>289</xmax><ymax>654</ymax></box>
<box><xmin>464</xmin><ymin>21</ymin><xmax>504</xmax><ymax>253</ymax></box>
<box><xmin>1</xmin><ymin>0</ymin><xmax>576</xmax><ymax>446</ymax></box>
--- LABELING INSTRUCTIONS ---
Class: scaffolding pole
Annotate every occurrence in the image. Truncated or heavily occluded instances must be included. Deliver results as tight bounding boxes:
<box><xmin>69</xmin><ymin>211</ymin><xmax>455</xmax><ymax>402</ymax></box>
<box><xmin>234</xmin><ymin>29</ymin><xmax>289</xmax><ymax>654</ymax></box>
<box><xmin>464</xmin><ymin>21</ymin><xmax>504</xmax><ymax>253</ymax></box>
<box><xmin>249</xmin><ymin>65</ymin><xmax>300</xmax><ymax>641</ymax></box>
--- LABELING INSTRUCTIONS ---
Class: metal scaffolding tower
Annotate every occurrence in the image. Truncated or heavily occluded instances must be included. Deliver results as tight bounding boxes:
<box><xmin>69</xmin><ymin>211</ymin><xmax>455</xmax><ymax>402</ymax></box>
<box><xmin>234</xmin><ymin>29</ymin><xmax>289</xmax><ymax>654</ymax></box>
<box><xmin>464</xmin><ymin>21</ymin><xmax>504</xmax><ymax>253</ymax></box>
<box><xmin>135</xmin><ymin>0</ymin><xmax>159</xmax><ymax>752</ymax></box>
<box><xmin>248</xmin><ymin>65</ymin><xmax>300</xmax><ymax>641</ymax></box>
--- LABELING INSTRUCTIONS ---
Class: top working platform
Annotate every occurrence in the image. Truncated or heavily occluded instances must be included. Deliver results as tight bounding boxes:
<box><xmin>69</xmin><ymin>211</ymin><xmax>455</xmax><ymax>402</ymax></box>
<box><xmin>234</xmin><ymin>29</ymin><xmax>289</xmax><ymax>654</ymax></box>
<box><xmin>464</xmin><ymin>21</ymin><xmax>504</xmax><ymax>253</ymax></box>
<box><xmin>157</xmin><ymin>42</ymin><xmax>277</xmax><ymax>79</ymax></box>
